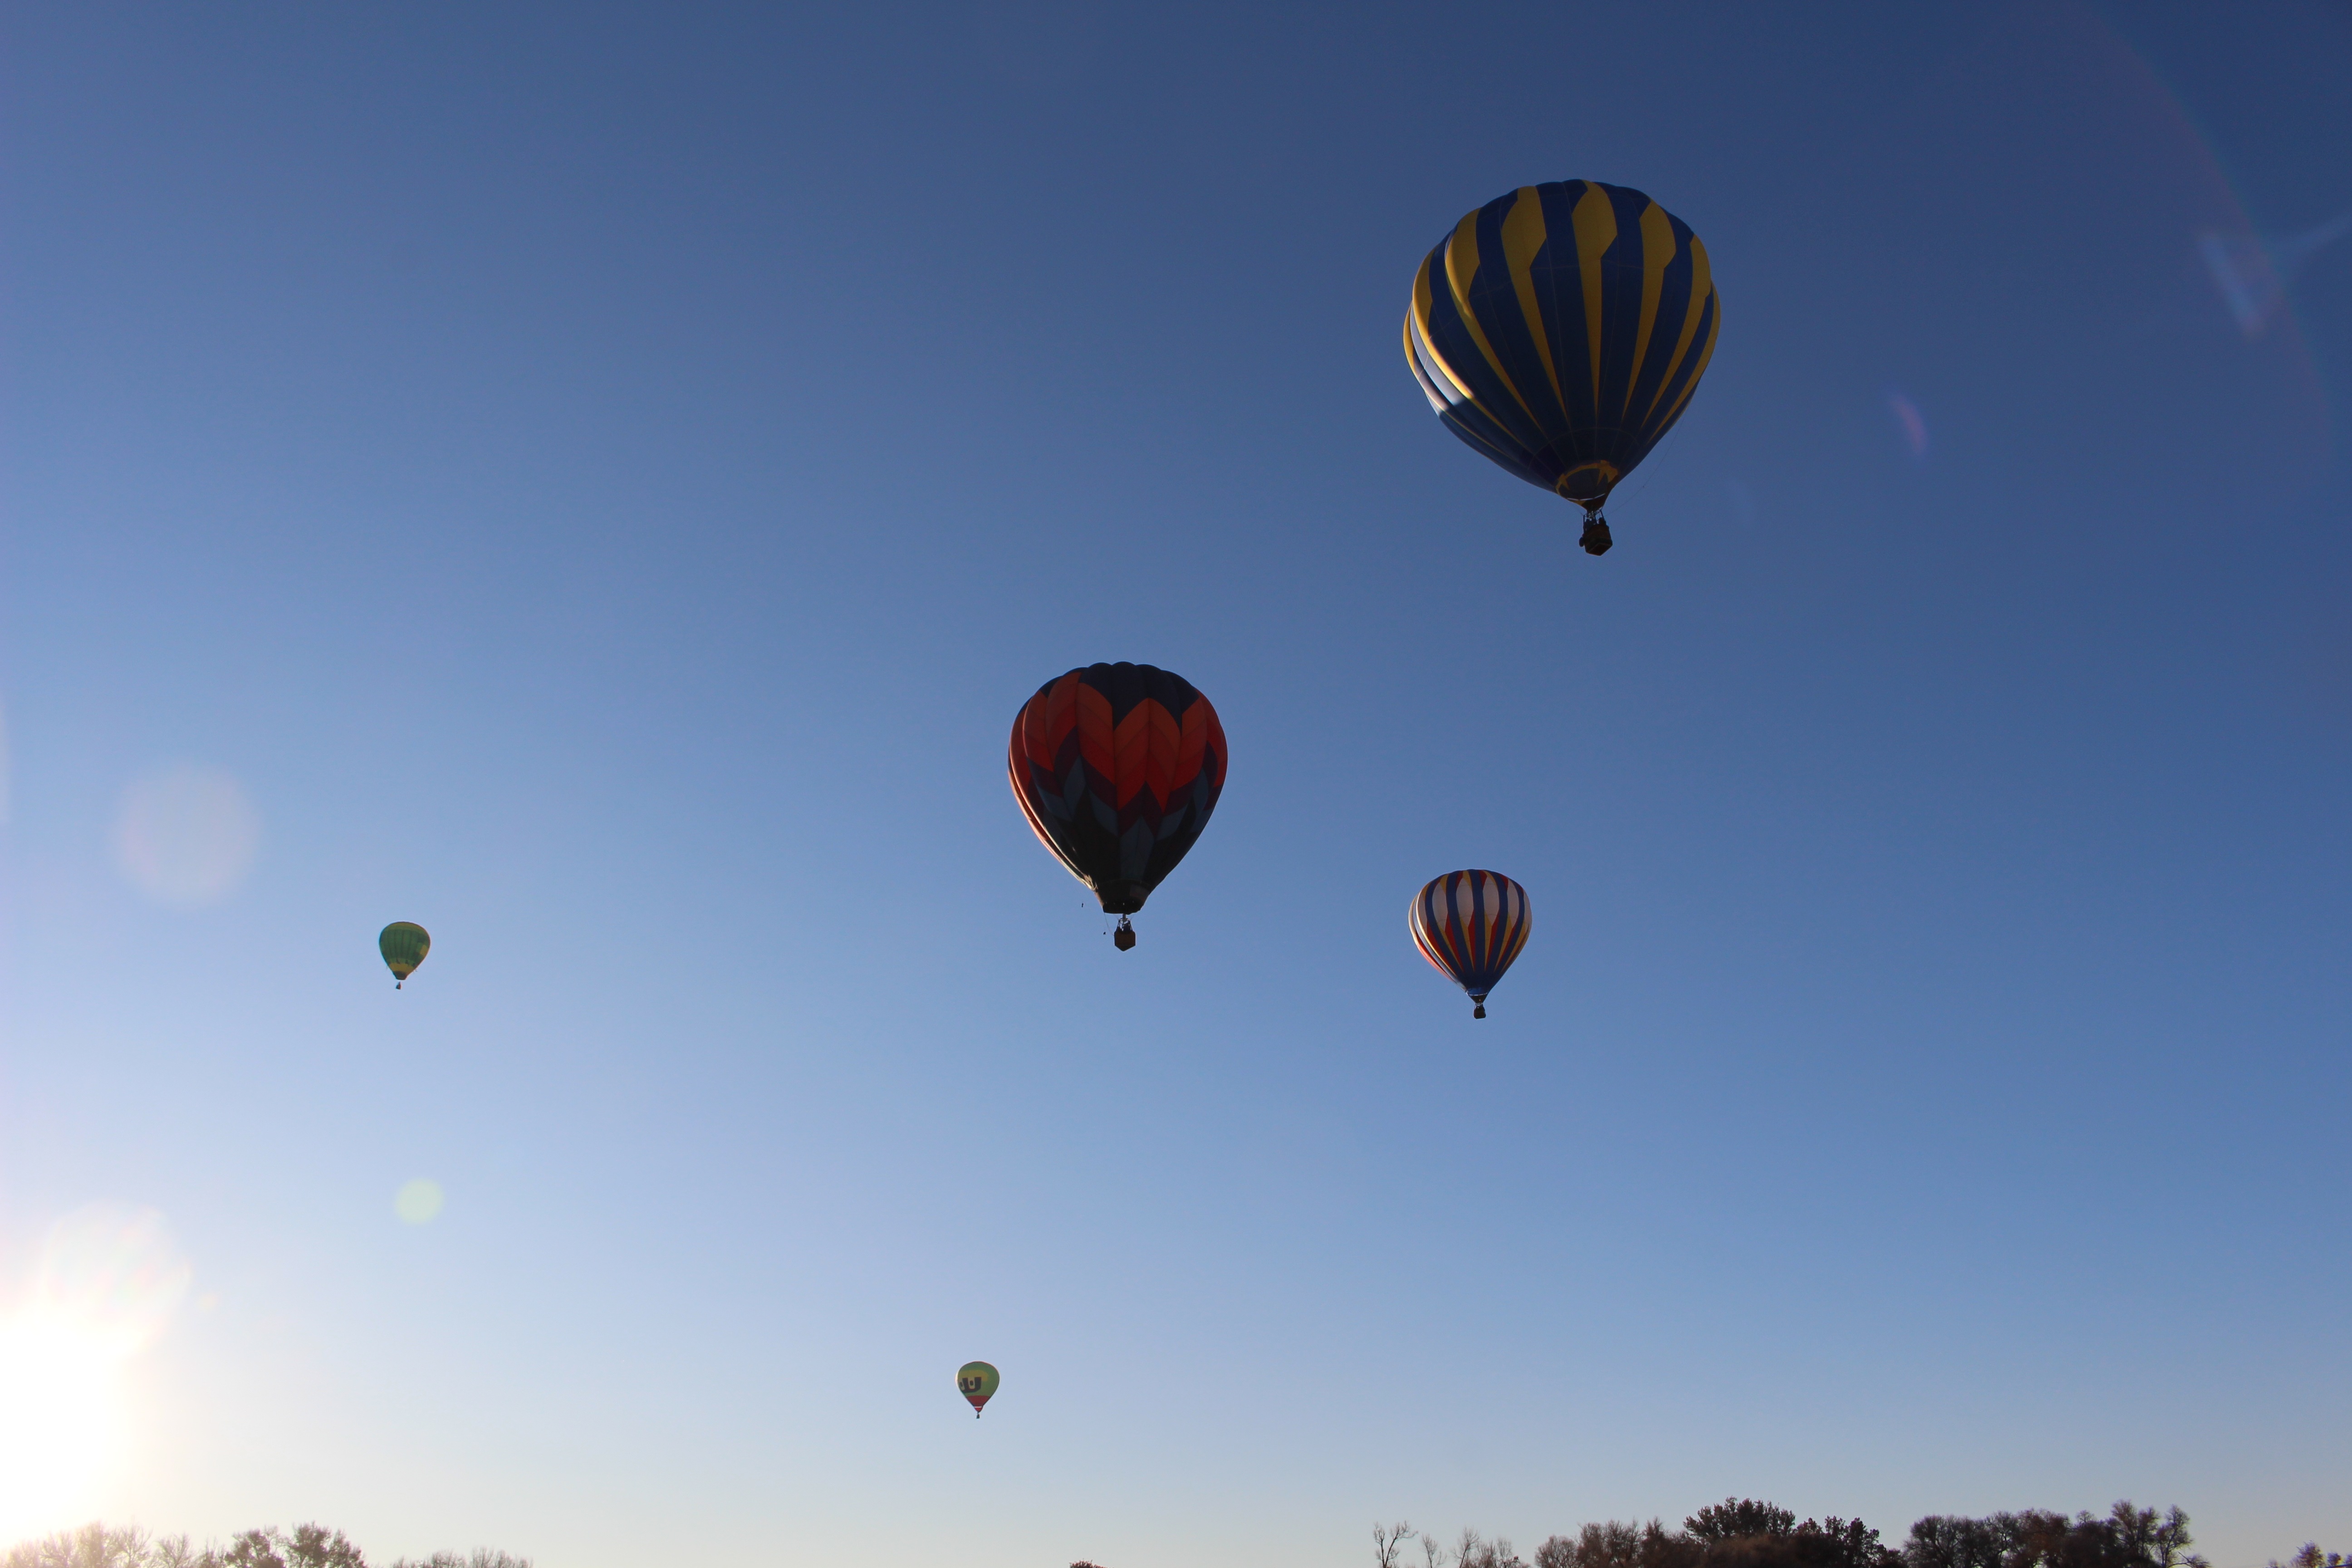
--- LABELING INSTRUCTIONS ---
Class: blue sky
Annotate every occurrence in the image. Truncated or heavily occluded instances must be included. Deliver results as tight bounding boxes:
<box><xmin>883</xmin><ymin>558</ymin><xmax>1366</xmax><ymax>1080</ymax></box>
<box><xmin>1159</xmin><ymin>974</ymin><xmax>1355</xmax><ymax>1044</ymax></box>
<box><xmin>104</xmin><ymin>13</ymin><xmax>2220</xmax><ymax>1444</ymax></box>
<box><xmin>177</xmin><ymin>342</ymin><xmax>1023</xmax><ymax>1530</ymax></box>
<box><xmin>1</xmin><ymin>1</ymin><xmax>2347</xmax><ymax>1563</ymax></box>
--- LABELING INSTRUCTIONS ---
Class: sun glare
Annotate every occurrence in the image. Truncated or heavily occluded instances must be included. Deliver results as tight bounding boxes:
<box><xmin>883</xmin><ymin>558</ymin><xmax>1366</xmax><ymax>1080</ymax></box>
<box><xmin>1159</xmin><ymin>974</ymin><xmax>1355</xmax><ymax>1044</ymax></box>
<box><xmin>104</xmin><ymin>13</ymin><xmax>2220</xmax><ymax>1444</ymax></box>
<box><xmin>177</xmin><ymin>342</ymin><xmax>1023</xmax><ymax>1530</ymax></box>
<box><xmin>0</xmin><ymin>1204</ymin><xmax>191</xmax><ymax>1541</ymax></box>
<box><xmin>0</xmin><ymin>1314</ymin><xmax>121</xmax><ymax>1539</ymax></box>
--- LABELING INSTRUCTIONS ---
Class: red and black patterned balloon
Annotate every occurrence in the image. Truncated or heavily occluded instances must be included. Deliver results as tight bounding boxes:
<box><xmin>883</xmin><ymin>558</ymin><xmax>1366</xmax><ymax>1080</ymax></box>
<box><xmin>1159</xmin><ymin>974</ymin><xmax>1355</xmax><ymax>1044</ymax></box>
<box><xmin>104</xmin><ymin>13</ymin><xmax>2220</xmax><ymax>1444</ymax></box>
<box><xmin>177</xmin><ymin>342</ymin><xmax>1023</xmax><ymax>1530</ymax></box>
<box><xmin>1008</xmin><ymin>663</ymin><xmax>1227</xmax><ymax>948</ymax></box>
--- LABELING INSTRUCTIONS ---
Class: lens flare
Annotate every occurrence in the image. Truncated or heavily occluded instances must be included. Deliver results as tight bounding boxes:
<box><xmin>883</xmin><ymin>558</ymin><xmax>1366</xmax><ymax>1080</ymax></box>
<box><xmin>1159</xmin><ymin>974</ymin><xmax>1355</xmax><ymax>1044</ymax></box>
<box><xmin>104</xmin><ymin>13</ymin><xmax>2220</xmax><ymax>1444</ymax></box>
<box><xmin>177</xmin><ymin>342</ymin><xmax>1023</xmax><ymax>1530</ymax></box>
<box><xmin>0</xmin><ymin>1319</ymin><xmax>115</xmax><ymax>1538</ymax></box>
<box><xmin>395</xmin><ymin>1179</ymin><xmax>445</xmax><ymax>1224</ymax></box>
<box><xmin>30</xmin><ymin>1205</ymin><xmax>193</xmax><ymax>1355</ymax></box>
<box><xmin>2200</xmin><ymin>233</ymin><xmax>2282</xmax><ymax>336</ymax></box>
<box><xmin>1885</xmin><ymin>390</ymin><xmax>1930</xmax><ymax>459</ymax></box>
<box><xmin>0</xmin><ymin>1205</ymin><xmax>190</xmax><ymax>1540</ymax></box>
<box><xmin>112</xmin><ymin>764</ymin><xmax>260</xmax><ymax>906</ymax></box>
<box><xmin>2200</xmin><ymin>215</ymin><xmax>2350</xmax><ymax>338</ymax></box>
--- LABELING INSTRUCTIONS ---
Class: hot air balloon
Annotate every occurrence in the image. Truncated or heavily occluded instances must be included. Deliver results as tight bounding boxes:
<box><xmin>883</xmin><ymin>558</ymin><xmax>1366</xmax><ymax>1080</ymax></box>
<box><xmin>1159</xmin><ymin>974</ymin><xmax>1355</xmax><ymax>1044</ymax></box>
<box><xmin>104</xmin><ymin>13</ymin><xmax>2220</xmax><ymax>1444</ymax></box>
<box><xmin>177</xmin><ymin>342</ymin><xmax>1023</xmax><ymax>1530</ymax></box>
<box><xmin>1409</xmin><ymin>872</ymin><xmax>1530</xmax><ymax>1019</ymax></box>
<box><xmin>1404</xmin><ymin>180</ymin><xmax>1720</xmax><ymax>555</ymax></box>
<box><xmin>957</xmin><ymin>1360</ymin><xmax>1000</xmax><ymax>1417</ymax></box>
<box><xmin>379</xmin><ymin>922</ymin><xmax>431</xmax><ymax>989</ymax></box>
<box><xmin>1008</xmin><ymin>663</ymin><xmax>1227</xmax><ymax>950</ymax></box>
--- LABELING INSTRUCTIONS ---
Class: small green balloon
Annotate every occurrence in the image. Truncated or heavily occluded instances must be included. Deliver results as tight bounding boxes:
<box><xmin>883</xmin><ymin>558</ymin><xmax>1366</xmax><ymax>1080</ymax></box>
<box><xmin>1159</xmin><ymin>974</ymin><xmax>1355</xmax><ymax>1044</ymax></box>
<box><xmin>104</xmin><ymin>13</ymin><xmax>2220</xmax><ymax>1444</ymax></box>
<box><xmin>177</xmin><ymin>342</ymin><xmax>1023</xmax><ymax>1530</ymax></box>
<box><xmin>380</xmin><ymin>922</ymin><xmax>431</xmax><ymax>988</ymax></box>
<box><xmin>956</xmin><ymin>1360</ymin><xmax>999</xmax><ymax>1416</ymax></box>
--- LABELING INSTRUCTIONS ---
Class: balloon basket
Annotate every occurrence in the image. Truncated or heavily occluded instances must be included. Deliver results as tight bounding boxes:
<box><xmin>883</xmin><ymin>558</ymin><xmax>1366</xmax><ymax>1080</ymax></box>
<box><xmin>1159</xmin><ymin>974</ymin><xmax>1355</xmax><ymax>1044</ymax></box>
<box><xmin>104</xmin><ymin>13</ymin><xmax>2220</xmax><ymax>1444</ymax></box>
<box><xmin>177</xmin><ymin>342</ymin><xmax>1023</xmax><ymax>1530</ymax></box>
<box><xmin>1113</xmin><ymin>916</ymin><xmax>1136</xmax><ymax>951</ymax></box>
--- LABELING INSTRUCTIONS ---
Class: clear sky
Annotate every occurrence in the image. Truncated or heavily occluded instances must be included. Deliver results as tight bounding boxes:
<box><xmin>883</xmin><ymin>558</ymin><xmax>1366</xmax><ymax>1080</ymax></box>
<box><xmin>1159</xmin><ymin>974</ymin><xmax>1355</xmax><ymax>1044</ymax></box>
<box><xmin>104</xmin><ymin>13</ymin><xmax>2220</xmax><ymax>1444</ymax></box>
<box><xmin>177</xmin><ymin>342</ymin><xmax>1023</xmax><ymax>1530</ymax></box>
<box><xmin>2</xmin><ymin>2</ymin><xmax>2347</xmax><ymax>1564</ymax></box>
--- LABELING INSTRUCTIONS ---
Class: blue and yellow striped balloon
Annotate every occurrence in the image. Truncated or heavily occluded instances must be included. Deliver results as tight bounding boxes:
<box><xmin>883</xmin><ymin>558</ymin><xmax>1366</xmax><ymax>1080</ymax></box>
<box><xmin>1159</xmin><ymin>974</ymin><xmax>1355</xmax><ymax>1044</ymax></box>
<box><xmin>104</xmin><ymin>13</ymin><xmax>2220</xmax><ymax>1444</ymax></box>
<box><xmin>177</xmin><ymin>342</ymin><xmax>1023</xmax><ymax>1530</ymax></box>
<box><xmin>1409</xmin><ymin>871</ymin><xmax>1532</xmax><ymax>1019</ymax></box>
<box><xmin>1404</xmin><ymin>180</ymin><xmax>1720</xmax><ymax>555</ymax></box>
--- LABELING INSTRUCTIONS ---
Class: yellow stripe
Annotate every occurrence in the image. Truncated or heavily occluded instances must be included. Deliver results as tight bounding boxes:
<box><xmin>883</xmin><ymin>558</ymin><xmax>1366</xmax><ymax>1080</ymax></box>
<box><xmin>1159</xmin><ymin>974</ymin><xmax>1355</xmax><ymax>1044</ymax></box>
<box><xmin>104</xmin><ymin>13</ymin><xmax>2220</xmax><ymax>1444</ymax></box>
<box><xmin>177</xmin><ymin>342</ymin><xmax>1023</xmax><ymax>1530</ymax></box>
<box><xmin>1569</xmin><ymin>184</ymin><xmax>1619</xmax><ymax>412</ymax></box>
<box><xmin>1499</xmin><ymin>188</ymin><xmax>1565</xmax><ymax>422</ymax></box>
<box><xmin>1407</xmin><ymin>269</ymin><xmax>1463</xmax><ymax>399</ymax></box>
<box><xmin>1442</xmin><ymin>211</ymin><xmax>1541</xmax><ymax>426</ymax></box>
<box><xmin>1653</xmin><ymin>290</ymin><xmax>1721</xmax><ymax>433</ymax></box>
<box><xmin>1409</xmin><ymin>260</ymin><xmax>1489</xmax><ymax>414</ymax></box>
<box><xmin>1625</xmin><ymin>201</ymin><xmax>1674</xmax><ymax>419</ymax></box>
<box><xmin>1640</xmin><ymin>232</ymin><xmax>1714</xmax><ymax>431</ymax></box>
<box><xmin>1403</xmin><ymin>315</ymin><xmax>1448</xmax><ymax>412</ymax></box>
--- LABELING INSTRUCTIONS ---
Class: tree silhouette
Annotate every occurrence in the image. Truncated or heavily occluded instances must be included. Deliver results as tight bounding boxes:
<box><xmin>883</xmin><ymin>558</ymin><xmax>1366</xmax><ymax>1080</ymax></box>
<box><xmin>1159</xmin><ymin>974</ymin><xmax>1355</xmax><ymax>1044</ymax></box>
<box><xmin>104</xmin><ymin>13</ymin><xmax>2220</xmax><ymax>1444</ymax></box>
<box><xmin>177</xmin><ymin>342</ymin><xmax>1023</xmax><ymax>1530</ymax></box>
<box><xmin>2270</xmin><ymin>1548</ymin><xmax>2347</xmax><ymax>1568</ymax></box>
<box><xmin>1404</xmin><ymin>1500</ymin><xmax>2228</xmax><ymax>1568</ymax></box>
<box><xmin>1690</xmin><ymin>1503</ymin><xmax>1800</xmax><ymax>1543</ymax></box>
<box><xmin>1902</xmin><ymin>1504</ymin><xmax>2205</xmax><ymax>1568</ymax></box>
<box><xmin>2</xmin><ymin>1526</ymin><xmax>528</xmax><ymax>1568</ymax></box>
<box><xmin>1375</xmin><ymin>1525</ymin><xmax>1419</xmax><ymax>1568</ymax></box>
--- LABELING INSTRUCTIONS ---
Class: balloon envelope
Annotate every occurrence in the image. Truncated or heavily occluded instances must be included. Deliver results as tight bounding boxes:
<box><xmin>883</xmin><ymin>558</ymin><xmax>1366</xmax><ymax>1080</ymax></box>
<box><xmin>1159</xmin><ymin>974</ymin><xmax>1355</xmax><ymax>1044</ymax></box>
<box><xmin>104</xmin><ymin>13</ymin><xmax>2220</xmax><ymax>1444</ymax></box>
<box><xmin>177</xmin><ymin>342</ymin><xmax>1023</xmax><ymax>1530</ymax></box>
<box><xmin>1409</xmin><ymin>872</ymin><xmax>1531</xmax><ymax>1018</ymax></box>
<box><xmin>378</xmin><ymin>922</ymin><xmax>431</xmax><ymax>988</ymax></box>
<box><xmin>957</xmin><ymin>1360</ymin><xmax>1000</xmax><ymax>1416</ymax></box>
<box><xmin>1008</xmin><ymin>663</ymin><xmax>1227</xmax><ymax>919</ymax></box>
<box><xmin>1405</xmin><ymin>180</ymin><xmax>1719</xmax><ymax>535</ymax></box>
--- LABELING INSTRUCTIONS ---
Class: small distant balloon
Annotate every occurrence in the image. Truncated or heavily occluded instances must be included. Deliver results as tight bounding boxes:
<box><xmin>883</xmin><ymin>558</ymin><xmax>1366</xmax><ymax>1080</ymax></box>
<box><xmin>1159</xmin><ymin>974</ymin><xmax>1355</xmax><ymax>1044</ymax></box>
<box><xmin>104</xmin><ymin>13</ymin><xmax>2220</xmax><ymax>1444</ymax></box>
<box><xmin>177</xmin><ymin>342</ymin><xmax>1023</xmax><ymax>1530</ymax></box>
<box><xmin>380</xmin><ymin>922</ymin><xmax>431</xmax><ymax>988</ymax></box>
<box><xmin>1885</xmin><ymin>390</ymin><xmax>1929</xmax><ymax>459</ymax></box>
<box><xmin>957</xmin><ymin>1360</ymin><xmax>1000</xmax><ymax>1417</ymax></box>
<box><xmin>1410</xmin><ymin>870</ymin><xmax>1532</xmax><ymax>1019</ymax></box>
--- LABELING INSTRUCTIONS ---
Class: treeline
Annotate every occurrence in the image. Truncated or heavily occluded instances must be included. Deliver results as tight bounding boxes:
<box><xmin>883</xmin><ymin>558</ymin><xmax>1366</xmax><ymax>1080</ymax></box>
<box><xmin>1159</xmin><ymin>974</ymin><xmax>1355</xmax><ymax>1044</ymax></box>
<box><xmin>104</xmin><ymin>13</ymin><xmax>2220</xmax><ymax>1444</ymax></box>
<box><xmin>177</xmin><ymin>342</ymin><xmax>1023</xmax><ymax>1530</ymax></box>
<box><xmin>0</xmin><ymin>1523</ymin><xmax>528</xmax><ymax>1568</ymax></box>
<box><xmin>1362</xmin><ymin>1500</ymin><xmax>2349</xmax><ymax>1568</ymax></box>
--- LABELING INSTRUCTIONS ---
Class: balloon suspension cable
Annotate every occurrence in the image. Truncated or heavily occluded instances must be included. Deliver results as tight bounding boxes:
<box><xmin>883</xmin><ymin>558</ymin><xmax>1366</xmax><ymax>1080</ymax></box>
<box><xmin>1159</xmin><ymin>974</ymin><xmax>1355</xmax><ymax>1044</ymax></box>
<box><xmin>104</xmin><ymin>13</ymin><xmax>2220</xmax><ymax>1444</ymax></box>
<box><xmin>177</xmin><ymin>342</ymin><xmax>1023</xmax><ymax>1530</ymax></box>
<box><xmin>1113</xmin><ymin>915</ymin><xmax>1136</xmax><ymax>951</ymax></box>
<box><xmin>1578</xmin><ymin>507</ymin><xmax>1613</xmax><ymax>557</ymax></box>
